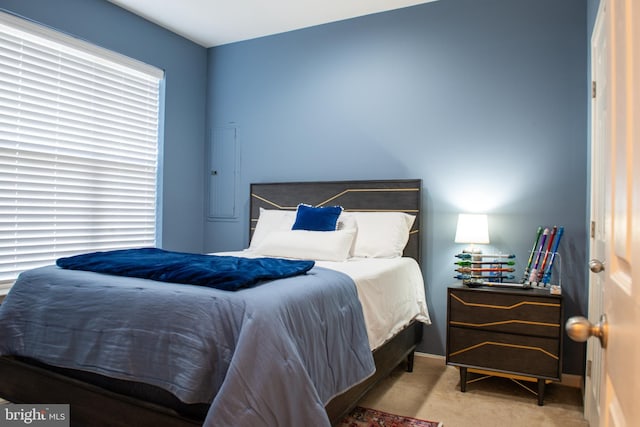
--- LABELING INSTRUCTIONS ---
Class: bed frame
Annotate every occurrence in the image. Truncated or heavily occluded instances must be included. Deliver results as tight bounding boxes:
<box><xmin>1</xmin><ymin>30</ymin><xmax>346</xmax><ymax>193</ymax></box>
<box><xmin>0</xmin><ymin>179</ymin><xmax>424</xmax><ymax>426</ymax></box>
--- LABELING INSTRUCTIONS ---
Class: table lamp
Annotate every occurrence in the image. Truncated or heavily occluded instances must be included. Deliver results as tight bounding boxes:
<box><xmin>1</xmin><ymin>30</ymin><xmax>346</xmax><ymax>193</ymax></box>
<box><xmin>455</xmin><ymin>213</ymin><xmax>490</xmax><ymax>257</ymax></box>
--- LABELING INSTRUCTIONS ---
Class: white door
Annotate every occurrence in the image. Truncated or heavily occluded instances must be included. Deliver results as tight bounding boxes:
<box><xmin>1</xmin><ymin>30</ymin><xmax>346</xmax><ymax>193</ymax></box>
<box><xmin>584</xmin><ymin>1</ymin><xmax>607</xmax><ymax>423</ymax></box>
<box><xmin>578</xmin><ymin>0</ymin><xmax>640</xmax><ymax>426</ymax></box>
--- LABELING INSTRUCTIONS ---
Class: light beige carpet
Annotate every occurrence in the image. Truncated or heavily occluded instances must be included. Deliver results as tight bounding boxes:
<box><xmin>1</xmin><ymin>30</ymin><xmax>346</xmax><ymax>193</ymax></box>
<box><xmin>357</xmin><ymin>354</ymin><xmax>589</xmax><ymax>427</ymax></box>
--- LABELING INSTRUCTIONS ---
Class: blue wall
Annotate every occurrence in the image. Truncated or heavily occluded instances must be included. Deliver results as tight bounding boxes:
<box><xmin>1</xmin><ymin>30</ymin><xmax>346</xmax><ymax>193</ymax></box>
<box><xmin>0</xmin><ymin>0</ymin><xmax>208</xmax><ymax>253</ymax></box>
<box><xmin>1</xmin><ymin>0</ymin><xmax>590</xmax><ymax>376</ymax></box>
<box><xmin>206</xmin><ymin>0</ymin><xmax>588</xmax><ymax>375</ymax></box>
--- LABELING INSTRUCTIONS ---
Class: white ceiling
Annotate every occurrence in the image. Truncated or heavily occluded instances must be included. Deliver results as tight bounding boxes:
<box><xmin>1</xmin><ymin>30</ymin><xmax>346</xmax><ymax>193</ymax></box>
<box><xmin>108</xmin><ymin>0</ymin><xmax>437</xmax><ymax>47</ymax></box>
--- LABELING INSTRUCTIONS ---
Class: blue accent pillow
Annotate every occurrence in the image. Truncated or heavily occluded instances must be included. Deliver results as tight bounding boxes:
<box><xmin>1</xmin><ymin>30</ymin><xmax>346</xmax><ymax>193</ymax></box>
<box><xmin>291</xmin><ymin>204</ymin><xmax>343</xmax><ymax>231</ymax></box>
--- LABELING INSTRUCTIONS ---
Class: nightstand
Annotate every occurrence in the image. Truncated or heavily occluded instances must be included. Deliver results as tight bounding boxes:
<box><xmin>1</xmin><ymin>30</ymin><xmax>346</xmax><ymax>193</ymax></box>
<box><xmin>446</xmin><ymin>285</ymin><xmax>563</xmax><ymax>405</ymax></box>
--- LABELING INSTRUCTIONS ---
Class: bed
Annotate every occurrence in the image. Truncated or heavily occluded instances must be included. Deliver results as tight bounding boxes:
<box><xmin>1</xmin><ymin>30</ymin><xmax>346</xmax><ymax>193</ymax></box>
<box><xmin>0</xmin><ymin>179</ymin><xmax>429</xmax><ymax>426</ymax></box>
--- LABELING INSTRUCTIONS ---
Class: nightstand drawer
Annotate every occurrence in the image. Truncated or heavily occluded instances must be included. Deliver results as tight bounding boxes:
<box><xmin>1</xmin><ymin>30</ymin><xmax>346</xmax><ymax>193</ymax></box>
<box><xmin>448</xmin><ymin>288</ymin><xmax>562</xmax><ymax>338</ymax></box>
<box><xmin>448</xmin><ymin>326</ymin><xmax>560</xmax><ymax>379</ymax></box>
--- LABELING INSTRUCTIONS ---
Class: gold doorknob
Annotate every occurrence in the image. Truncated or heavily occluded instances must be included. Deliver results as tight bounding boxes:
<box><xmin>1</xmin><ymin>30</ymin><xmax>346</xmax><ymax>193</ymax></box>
<box><xmin>565</xmin><ymin>314</ymin><xmax>608</xmax><ymax>348</ymax></box>
<box><xmin>589</xmin><ymin>259</ymin><xmax>605</xmax><ymax>273</ymax></box>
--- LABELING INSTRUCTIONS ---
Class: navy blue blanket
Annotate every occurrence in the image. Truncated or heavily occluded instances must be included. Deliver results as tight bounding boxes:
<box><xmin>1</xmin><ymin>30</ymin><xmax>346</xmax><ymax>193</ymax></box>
<box><xmin>56</xmin><ymin>248</ymin><xmax>314</xmax><ymax>291</ymax></box>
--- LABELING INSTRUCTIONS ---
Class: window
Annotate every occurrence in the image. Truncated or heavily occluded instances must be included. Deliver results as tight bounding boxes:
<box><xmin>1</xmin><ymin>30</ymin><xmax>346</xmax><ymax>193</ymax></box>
<box><xmin>0</xmin><ymin>12</ymin><xmax>164</xmax><ymax>292</ymax></box>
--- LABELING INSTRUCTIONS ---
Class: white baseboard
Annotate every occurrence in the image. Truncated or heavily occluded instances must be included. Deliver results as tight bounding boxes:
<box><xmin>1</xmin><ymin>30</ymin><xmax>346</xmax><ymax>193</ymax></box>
<box><xmin>559</xmin><ymin>373</ymin><xmax>583</xmax><ymax>388</ymax></box>
<box><xmin>415</xmin><ymin>351</ymin><xmax>444</xmax><ymax>360</ymax></box>
<box><xmin>415</xmin><ymin>352</ymin><xmax>583</xmax><ymax>389</ymax></box>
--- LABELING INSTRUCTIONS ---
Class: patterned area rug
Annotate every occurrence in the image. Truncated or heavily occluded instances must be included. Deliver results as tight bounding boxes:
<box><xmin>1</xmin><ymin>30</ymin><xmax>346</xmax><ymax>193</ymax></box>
<box><xmin>340</xmin><ymin>406</ymin><xmax>443</xmax><ymax>427</ymax></box>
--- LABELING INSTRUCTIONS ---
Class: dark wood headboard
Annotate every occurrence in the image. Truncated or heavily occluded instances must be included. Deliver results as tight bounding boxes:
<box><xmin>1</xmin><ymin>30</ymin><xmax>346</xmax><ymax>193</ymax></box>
<box><xmin>249</xmin><ymin>179</ymin><xmax>422</xmax><ymax>262</ymax></box>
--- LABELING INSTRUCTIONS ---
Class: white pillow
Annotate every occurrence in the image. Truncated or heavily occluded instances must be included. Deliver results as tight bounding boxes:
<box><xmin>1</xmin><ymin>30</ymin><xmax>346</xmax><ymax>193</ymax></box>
<box><xmin>349</xmin><ymin>212</ymin><xmax>416</xmax><ymax>258</ymax></box>
<box><xmin>336</xmin><ymin>212</ymin><xmax>358</xmax><ymax>256</ymax></box>
<box><xmin>337</xmin><ymin>211</ymin><xmax>357</xmax><ymax>231</ymax></box>
<box><xmin>253</xmin><ymin>229</ymin><xmax>356</xmax><ymax>262</ymax></box>
<box><xmin>249</xmin><ymin>208</ymin><xmax>296</xmax><ymax>250</ymax></box>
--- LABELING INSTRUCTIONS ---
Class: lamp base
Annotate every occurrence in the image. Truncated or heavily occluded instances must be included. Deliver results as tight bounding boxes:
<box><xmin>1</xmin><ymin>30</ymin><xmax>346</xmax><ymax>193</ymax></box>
<box><xmin>462</xmin><ymin>247</ymin><xmax>483</xmax><ymax>262</ymax></box>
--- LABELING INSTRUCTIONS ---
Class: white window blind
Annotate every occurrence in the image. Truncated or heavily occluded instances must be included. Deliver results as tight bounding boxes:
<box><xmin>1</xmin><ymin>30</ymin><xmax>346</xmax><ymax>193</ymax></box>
<box><xmin>0</xmin><ymin>12</ymin><xmax>164</xmax><ymax>292</ymax></box>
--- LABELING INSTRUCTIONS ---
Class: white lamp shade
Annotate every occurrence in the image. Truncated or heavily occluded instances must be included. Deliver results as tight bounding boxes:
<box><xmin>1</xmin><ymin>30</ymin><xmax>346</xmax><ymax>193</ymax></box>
<box><xmin>455</xmin><ymin>214</ymin><xmax>490</xmax><ymax>244</ymax></box>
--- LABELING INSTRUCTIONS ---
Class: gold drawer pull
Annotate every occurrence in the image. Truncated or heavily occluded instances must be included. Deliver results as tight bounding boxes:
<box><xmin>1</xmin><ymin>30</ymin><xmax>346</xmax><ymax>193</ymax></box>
<box><xmin>450</xmin><ymin>320</ymin><xmax>559</xmax><ymax>328</ymax></box>
<box><xmin>450</xmin><ymin>341</ymin><xmax>559</xmax><ymax>360</ymax></box>
<box><xmin>450</xmin><ymin>293</ymin><xmax>560</xmax><ymax>310</ymax></box>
